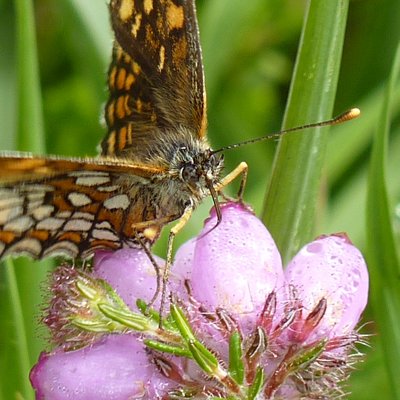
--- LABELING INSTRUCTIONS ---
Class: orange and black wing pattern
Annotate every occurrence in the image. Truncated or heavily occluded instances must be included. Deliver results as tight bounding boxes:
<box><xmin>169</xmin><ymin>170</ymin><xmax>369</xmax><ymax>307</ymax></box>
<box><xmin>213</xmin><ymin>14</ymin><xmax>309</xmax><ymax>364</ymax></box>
<box><xmin>0</xmin><ymin>155</ymin><xmax>165</xmax><ymax>259</ymax></box>
<box><xmin>0</xmin><ymin>0</ymin><xmax>207</xmax><ymax>260</ymax></box>
<box><xmin>102</xmin><ymin>0</ymin><xmax>207</xmax><ymax>156</ymax></box>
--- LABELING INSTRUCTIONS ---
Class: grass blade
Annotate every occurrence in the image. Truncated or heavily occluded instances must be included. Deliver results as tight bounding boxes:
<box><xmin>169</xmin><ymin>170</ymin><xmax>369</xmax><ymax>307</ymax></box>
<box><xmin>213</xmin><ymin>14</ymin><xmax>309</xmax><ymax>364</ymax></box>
<box><xmin>262</xmin><ymin>0</ymin><xmax>350</xmax><ymax>264</ymax></box>
<box><xmin>366</xmin><ymin>40</ymin><xmax>400</xmax><ymax>399</ymax></box>
<box><xmin>1</xmin><ymin>0</ymin><xmax>50</xmax><ymax>398</ymax></box>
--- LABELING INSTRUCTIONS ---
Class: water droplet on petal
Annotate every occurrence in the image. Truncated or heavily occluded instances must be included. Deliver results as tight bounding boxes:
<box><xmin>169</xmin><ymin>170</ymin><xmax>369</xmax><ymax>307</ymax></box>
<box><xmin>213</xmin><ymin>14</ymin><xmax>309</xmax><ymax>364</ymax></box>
<box><xmin>306</xmin><ymin>242</ymin><xmax>323</xmax><ymax>254</ymax></box>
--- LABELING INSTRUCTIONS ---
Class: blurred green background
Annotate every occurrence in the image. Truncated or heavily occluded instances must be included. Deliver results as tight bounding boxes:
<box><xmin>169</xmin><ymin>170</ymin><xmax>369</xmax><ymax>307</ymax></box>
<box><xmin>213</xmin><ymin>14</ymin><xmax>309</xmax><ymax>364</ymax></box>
<box><xmin>1</xmin><ymin>0</ymin><xmax>400</xmax><ymax>398</ymax></box>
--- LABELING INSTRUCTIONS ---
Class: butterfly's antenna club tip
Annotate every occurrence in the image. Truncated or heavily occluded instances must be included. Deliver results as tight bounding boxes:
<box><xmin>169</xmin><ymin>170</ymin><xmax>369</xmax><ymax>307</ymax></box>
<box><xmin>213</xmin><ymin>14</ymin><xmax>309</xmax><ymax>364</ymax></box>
<box><xmin>332</xmin><ymin>107</ymin><xmax>361</xmax><ymax>124</ymax></box>
<box><xmin>212</xmin><ymin>107</ymin><xmax>361</xmax><ymax>154</ymax></box>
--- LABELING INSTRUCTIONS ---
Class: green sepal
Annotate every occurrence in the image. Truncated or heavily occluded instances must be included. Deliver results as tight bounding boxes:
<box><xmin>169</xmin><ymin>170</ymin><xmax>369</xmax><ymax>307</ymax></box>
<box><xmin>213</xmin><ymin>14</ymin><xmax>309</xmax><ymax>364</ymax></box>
<box><xmin>170</xmin><ymin>302</ymin><xmax>196</xmax><ymax>341</ymax></box>
<box><xmin>72</xmin><ymin>319</ymin><xmax>116</xmax><ymax>333</ymax></box>
<box><xmin>228</xmin><ymin>331</ymin><xmax>244</xmax><ymax>385</ymax></box>
<box><xmin>144</xmin><ymin>338</ymin><xmax>192</xmax><ymax>358</ymax></box>
<box><xmin>170</xmin><ymin>303</ymin><xmax>220</xmax><ymax>375</ymax></box>
<box><xmin>98</xmin><ymin>303</ymin><xmax>149</xmax><ymax>331</ymax></box>
<box><xmin>167</xmin><ymin>387</ymin><xmax>200</xmax><ymax>398</ymax></box>
<box><xmin>76</xmin><ymin>279</ymin><xmax>98</xmax><ymax>300</ymax></box>
<box><xmin>188</xmin><ymin>339</ymin><xmax>219</xmax><ymax>375</ymax></box>
<box><xmin>136</xmin><ymin>298</ymin><xmax>178</xmax><ymax>331</ymax></box>
<box><xmin>288</xmin><ymin>339</ymin><xmax>327</xmax><ymax>372</ymax></box>
<box><xmin>247</xmin><ymin>367</ymin><xmax>265</xmax><ymax>400</ymax></box>
<box><xmin>97</xmin><ymin>279</ymin><xmax>133</xmax><ymax>309</ymax></box>
<box><xmin>208</xmin><ymin>397</ymin><xmax>240</xmax><ymax>400</ymax></box>
<box><xmin>136</xmin><ymin>298</ymin><xmax>161</xmax><ymax>323</ymax></box>
<box><xmin>76</xmin><ymin>275</ymin><xmax>130</xmax><ymax>313</ymax></box>
<box><xmin>136</xmin><ymin>298</ymin><xmax>148</xmax><ymax>313</ymax></box>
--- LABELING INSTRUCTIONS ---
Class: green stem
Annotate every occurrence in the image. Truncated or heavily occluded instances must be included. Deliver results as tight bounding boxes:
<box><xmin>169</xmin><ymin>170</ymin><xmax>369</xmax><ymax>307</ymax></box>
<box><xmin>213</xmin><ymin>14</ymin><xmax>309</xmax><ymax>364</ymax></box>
<box><xmin>4</xmin><ymin>259</ymin><xmax>33</xmax><ymax>400</ymax></box>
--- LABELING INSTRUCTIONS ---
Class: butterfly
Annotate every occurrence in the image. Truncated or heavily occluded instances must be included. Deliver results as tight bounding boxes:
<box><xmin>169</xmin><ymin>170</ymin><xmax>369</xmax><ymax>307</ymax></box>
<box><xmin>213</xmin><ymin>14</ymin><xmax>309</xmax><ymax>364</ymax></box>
<box><xmin>0</xmin><ymin>0</ymin><xmax>361</xmax><ymax>281</ymax></box>
<box><xmin>0</xmin><ymin>0</ymin><xmax>247</xmax><ymax>286</ymax></box>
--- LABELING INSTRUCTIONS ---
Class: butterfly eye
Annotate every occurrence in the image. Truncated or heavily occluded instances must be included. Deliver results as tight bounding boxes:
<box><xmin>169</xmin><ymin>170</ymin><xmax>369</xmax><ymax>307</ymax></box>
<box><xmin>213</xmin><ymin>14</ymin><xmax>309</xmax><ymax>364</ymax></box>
<box><xmin>180</xmin><ymin>164</ymin><xmax>198</xmax><ymax>184</ymax></box>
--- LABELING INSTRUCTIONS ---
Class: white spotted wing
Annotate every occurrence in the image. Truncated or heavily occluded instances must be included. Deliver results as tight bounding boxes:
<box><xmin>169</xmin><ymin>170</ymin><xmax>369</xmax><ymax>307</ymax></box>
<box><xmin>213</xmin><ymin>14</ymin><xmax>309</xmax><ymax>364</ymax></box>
<box><xmin>0</xmin><ymin>154</ymin><xmax>167</xmax><ymax>259</ymax></box>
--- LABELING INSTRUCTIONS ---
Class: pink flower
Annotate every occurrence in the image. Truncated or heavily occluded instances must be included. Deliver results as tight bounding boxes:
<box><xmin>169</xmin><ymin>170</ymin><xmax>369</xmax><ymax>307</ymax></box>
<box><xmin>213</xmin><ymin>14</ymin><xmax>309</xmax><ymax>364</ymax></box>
<box><xmin>30</xmin><ymin>335</ymin><xmax>170</xmax><ymax>400</ymax></box>
<box><xmin>31</xmin><ymin>202</ymin><xmax>369</xmax><ymax>399</ymax></box>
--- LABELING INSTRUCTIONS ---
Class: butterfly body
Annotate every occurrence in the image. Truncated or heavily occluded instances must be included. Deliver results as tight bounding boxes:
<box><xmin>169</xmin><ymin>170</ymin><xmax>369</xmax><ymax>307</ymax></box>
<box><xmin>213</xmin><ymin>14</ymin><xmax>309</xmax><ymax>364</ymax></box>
<box><xmin>0</xmin><ymin>133</ymin><xmax>223</xmax><ymax>258</ymax></box>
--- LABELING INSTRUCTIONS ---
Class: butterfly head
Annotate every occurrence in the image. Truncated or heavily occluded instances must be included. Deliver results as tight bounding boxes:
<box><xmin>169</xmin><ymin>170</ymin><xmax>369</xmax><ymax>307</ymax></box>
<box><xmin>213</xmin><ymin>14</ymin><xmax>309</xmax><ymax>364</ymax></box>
<box><xmin>170</xmin><ymin>139</ymin><xmax>224</xmax><ymax>201</ymax></box>
<box><xmin>179</xmin><ymin>149</ymin><xmax>223</xmax><ymax>192</ymax></box>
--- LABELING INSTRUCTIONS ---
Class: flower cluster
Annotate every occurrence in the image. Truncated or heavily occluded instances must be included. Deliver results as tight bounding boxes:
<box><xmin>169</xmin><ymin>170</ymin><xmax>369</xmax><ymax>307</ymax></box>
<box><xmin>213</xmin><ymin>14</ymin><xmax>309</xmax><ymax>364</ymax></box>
<box><xmin>30</xmin><ymin>202</ymin><xmax>369</xmax><ymax>399</ymax></box>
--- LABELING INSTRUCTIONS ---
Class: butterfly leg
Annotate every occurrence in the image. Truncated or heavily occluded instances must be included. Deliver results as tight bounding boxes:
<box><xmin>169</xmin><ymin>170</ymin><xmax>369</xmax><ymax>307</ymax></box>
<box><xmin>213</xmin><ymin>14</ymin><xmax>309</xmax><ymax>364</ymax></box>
<box><xmin>215</xmin><ymin>161</ymin><xmax>248</xmax><ymax>201</ymax></box>
<box><xmin>133</xmin><ymin>232</ymin><xmax>163</xmax><ymax>310</ymax></box>
<box><xmin>130</xmin><ymin>213</ymin><xmax>181</xmax><ymax>311</ymax></box>
<box><xmin>159</xmin><ymin>205</ymin><xmax>193</xmax><ymax>325</ymax></box>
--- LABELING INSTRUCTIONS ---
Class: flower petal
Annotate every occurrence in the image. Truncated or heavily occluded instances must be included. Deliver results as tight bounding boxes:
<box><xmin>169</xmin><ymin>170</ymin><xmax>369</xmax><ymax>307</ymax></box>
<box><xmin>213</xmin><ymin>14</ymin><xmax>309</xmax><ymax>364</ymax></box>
<box><xmin>94</xmin><ymin>249</ymin><xmax>165</xmax><ymax>310</ymax></box>
<box><xmin>30</xmin><ymin>334</ymin><xmax>168</xmax><ymax>400</ymax></box>
<box><xmin>284</xmin><ymin>234</ymin><xmax>369</xmax><ymax>340</ymax></box>
<box><xmin>170</xmin><ymin>238</ymin><xmax>196</xmax><ymax>286</ymax></box>
<box><xmin>186</xmin><ymin>202</ymin><xmax>284</xmax><ymax>331</ymax></box>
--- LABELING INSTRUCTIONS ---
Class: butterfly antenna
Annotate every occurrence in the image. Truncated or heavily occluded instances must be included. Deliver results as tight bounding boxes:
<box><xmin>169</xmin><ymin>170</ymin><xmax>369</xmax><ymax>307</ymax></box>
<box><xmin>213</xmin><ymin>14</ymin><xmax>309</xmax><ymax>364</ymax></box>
<box><xmin>212</xmin><ymin>108</ymin><xmax>360</xmax><ymax>154</ymax></box>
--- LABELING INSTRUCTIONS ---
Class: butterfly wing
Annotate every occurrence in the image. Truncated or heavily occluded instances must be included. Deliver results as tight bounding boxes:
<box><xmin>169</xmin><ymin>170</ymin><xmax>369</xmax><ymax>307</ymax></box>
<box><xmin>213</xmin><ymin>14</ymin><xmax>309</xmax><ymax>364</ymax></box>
<box><xmin>102</xmin><ymin>0</ymin><xmax>207</xmax><ymax>156</ymax></box>
<box><xmin>0</xmin><ymin>1</ymin><xmax>209</xmax><ymax>259</ymax></box>
<box><xmin>0</xmin><ymin>155</ymin><xmax>166</xmax><ymax>259</ymax></box>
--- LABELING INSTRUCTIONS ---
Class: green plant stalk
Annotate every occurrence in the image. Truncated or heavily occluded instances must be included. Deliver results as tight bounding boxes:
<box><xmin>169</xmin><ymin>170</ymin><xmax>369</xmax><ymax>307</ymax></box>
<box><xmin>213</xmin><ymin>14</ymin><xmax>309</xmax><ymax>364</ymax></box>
<box><xmin>262</xmin><ymin>0</ymin><xmax>349</xmax><ymax>264</ymax></box>
<box><xmin>366</xmin><ymin>40</ymin><xmax>400</xmax><ymax>399</ymax></box>
<box><xmin>15</xmin><ymin>0</ymin><xmax>44</xmax><ymax>151</ymax></box>
<box><xmin>4</xmin><ymin>259</ymin><xmax>32</xmax><ymax>400</ymax></box>
<box><xmin>5</xmin><ymin>0</ymin><xmax>52</xmax><ymax>398</ymax></box>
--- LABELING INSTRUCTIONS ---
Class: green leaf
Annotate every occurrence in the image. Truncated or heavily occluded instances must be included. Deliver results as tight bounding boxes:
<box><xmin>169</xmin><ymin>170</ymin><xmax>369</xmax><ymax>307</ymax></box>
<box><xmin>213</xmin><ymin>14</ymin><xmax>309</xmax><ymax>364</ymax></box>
<box><xmin>262</xmin><ymin>0</ymin><xmax>350</xmax><ymax>264</ymax></box>
<box><xmin>366</xmin><ymin>39</ymin><xmax>400</xmax><ymax>399</ymax></box>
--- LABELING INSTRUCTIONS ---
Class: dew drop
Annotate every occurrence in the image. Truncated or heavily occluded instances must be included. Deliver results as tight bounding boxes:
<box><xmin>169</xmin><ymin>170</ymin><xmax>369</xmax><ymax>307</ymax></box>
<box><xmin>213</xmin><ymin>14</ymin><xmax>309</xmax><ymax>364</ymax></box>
<box><xmin>306</xmin><ymin>242</ymin><xmax>323</xmax><ymax>253</ymax></box>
